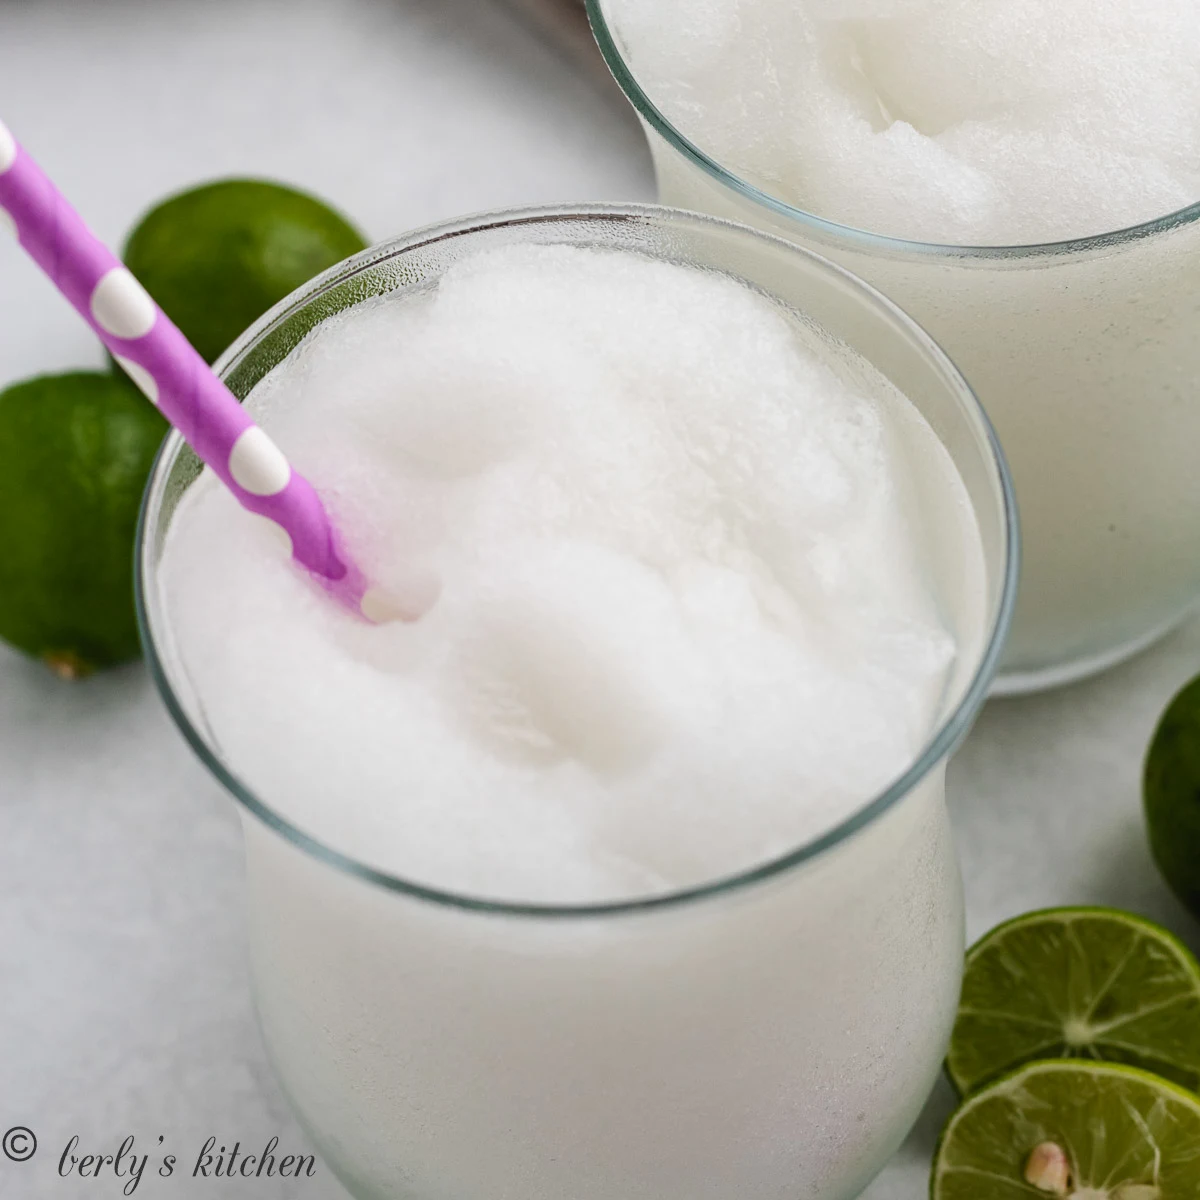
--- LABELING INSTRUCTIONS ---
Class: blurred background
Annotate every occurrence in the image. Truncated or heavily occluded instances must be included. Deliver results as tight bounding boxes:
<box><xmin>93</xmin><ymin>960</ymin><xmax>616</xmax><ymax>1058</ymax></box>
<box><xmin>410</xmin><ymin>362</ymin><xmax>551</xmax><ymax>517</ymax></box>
<box><xmin>1</xmin><ymin>2</ymin><xmax>1197</xmax><ymax>1197</ymax></box>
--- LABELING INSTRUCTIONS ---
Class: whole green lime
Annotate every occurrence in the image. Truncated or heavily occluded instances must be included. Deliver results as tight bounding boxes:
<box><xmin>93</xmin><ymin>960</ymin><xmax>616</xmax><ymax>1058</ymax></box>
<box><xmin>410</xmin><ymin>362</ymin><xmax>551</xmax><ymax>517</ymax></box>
<box><xmin>123</xmin><ymin>179</ymin><xmax>367</xmax><ymax>364</ymax></box>
<box><xmin>0</xmin><ymin>372</ymin><xmax>167</xmax><ymax>677</ymax></box>
<box><xmin>1145</xmin><ymin>673</ymin><xmax>1200</xmax><ymax>920</ymax></box>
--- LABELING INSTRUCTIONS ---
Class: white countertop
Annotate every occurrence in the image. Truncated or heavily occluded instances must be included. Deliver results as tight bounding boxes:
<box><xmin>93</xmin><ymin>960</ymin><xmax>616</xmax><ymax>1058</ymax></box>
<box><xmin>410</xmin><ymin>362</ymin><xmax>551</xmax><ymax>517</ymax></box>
<box><xmin>1</xmin><ymin>2</ymin><xmax>1197</xmax><ymax>1196</ymax></box>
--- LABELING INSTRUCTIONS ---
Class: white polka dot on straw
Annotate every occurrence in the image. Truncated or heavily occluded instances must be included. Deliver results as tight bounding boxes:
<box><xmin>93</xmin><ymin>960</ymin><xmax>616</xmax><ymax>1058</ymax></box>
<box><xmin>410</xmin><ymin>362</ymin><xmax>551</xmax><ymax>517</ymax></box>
<box><xmin>114</xmin><ymin>356</ymin><xmax>158</xmax><ymax>405</ymax></box>
<box><xmin>0</xmin><ymin>205</ymin><xmax>15</xmax><ymax>239</ymax></box>
<box><xmin>229</xmin><ymin>427</ymin><xmax>292</xmax><ymax>496</ymax></box>
<box><xmin>90</xmin><ymin>267</ymin><xmax>156</xmax><ymax>339</ymax></box>
<box><xmin>0</xmin><ymin>120</ymin><xmax>15</xmax><ymax>174</ymax></box>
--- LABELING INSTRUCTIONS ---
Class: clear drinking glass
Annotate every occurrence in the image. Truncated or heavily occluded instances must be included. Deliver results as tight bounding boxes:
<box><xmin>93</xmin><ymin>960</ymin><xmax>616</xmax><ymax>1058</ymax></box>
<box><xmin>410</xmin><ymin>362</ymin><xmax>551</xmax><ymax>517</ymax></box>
<box><xmin>588</xmin><ymin>0</ymin><xmax>1200</xmax><ymax>692</ymax></box>
<box><xmin>137</xmin><ymin>206</ymin><xmax>1017</xmax><ymax>1200</ymax></box>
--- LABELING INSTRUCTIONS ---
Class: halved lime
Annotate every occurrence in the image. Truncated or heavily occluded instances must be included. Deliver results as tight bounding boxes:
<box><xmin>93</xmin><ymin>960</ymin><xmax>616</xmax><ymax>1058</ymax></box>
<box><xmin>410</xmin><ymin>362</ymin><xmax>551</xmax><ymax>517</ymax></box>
<box><xmin>947</xmin><ymin>908</ymin><xmax>1200</xmax><ymax>1096</ymax></box>
<box><xmin>931</xmin><ymin>1060</ymin><xmax>1200</xmax><ymax>1199</ymax></box>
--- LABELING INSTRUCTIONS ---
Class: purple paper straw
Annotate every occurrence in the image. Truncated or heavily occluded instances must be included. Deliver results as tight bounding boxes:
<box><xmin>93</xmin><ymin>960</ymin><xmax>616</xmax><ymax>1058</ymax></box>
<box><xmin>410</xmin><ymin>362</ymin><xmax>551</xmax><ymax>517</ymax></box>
<box><xmin>0</xmin><ymin>118</ymin><xmax>380</xmax><ymax>619</ymax></box>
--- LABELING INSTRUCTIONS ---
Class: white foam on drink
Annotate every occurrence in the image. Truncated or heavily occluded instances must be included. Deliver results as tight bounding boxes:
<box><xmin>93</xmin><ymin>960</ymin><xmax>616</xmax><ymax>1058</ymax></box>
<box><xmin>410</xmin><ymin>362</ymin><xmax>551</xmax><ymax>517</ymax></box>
<box><xmin>161</xmin><ymin>245</ymin><xmax>980</xmax><ymax>904</ymax></box>
<box><xmin>607</xmin><ymin>0</ymin><xmax>1200</xmax><ymax>244</ymax></box>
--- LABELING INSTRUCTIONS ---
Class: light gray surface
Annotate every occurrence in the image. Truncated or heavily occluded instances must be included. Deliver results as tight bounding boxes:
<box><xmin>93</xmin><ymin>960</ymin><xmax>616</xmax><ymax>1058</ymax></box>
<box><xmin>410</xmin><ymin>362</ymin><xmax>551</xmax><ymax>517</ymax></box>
<box><xmin>1</xmin><ymin>2</ymin><xmax>1198</xmax><ymax>1197</ymax></box>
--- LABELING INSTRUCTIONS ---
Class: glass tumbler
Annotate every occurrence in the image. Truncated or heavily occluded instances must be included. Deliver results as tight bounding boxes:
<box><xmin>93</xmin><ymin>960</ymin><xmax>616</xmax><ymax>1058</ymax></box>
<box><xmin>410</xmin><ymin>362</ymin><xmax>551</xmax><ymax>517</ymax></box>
<box><xmin>138</xmin><ymin>205</ymin><xmax>1017</xmax><ymax>1200</ymax></box>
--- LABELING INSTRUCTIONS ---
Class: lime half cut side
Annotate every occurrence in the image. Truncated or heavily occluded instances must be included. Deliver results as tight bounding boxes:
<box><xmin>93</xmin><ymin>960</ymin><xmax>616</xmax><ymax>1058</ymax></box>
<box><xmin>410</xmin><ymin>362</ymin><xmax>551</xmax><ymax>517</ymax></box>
<box><xmin>947</xmin><ymin>908</ymin><xmax>1200</xmax><ymax>1096</ymax></box>
<box><xmin>931</xmin><ymin>1060</ymin><xmax>1200</xmax><ymax>1199</ymax></box>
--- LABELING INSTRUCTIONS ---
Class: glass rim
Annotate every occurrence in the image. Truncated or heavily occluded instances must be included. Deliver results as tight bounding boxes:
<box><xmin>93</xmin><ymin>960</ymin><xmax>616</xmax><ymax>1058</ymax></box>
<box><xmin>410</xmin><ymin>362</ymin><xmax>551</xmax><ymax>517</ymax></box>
<box><xmin>135</xmin><ymin>202</ymin><xmax>1020</xmax><ymax>921</ymax></box>
<box><xmin>586</xmin><ymin>0</ymin><xmax>1200</xmax><ymax>259</ymax></box>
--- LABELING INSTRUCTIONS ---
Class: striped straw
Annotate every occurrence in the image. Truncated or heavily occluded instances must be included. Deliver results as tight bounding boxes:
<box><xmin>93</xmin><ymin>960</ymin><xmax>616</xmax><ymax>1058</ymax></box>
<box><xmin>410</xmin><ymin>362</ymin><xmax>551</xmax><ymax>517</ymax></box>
<box><xmin>0</xmin><ymin>118</ymin><xmax>385</xmax><ymax>621</ymax></box>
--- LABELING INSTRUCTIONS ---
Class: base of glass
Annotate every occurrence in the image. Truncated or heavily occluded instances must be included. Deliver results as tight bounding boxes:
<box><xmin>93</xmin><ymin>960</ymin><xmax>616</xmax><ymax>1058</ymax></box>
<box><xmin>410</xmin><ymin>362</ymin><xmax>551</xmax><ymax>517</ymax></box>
<box><xmin>992</xmin><ymin>611</ymin><xmax>1192</xmax><ymax>697</ymax></box>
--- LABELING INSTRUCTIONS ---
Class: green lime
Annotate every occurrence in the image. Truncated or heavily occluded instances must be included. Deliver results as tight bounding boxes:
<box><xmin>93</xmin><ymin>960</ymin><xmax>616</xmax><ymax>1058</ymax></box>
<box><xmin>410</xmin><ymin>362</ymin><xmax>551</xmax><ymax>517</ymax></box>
<box><xmin>947</xmin><ymin>908</ymin><xmax>1200</xmax><ymax>1096</ymax></box>
<box><xmin>1145</xmin><ymin>674</ymin><xmax>1200</xmax><ymax>920</ymax></box>
<box><xmin>931</xmin><ymin>1060</ymin><xmax>1200</xmax><ymax>1199</ymax></box>
<box><xmin>123</xmin><ymin>178</ymin><xmax>367</xmax><ymax>364</ymax></box>
<box><xmin>0</xmin><ymin>372</ymin><xmax>167</xmax><ymax>677</ymax></box>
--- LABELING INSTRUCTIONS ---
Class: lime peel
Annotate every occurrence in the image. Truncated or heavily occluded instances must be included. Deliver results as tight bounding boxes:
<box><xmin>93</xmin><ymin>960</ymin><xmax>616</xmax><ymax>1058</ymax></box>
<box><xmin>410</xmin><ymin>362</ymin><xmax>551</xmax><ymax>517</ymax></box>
<box><xmin>0</xmin><ymin>372</ymin><xmax>167</xmax><ymax>674</ymax></box>
<box><xmin>122</xmin><ymin>179</ymin><xmax>367</xmax><ymax>365</ymax></box>
<box><xmin>1145</xmin><ymin>674</ymin><xmax>1200</xmax><ymax>921</ymax></box>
